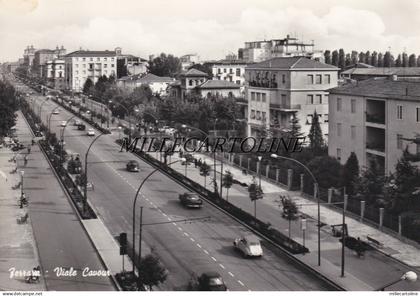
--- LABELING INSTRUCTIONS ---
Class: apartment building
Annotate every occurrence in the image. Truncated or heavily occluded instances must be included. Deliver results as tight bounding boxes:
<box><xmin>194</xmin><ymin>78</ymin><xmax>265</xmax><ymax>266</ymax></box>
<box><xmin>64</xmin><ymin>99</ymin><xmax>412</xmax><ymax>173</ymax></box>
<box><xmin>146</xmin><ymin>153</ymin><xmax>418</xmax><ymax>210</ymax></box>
<box><xmin>212</xmin><ymin>59</ymin><xmax>248</xmax><ymax>87</ymax></box>
<box><xmin>328</xmin><ymin>77</ymin><xmax>420</xmax><ymax>174</ymax></box>
<box><xmin>46</xmin><ymin>59</ymin><xmax>65</xmax><ymax>90</ymax></box>
<box><xmin>117</xmin><ymin>73</ymin><xmax>174</xmax><ymax>96</ymax></box>
<box><xmin>180</xmin><ymin>54</ymin><xmax>200</xmax><ymax>71</ymax></box>
<box><xmin>64</xmin><ymin>49</ymin><xmax>118</xmax><ymax>92</ymax></box>
<box><xmin>246</xmin><ymin>57</ymin><xmax>338</xmax><ymax>138</ymax></box>
<box><xmin>32</xmin><ymin>46</ymin><xmax>66</xmax><ymax>78</ymax></box>
<box><xmin>238</xmin><ymin>35</ymin><xmax>323</xmax><ymax>63</ymax></box>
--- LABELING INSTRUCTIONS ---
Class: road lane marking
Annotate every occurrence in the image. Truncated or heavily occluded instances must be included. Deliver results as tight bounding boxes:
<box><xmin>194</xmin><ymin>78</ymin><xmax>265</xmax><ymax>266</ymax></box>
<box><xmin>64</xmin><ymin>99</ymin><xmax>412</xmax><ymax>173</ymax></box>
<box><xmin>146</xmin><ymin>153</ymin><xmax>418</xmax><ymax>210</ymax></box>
<box><xmin>190</xmin><ymin>237</ymin><xmax>195</xmax><ymax>242</ymax></box>
<box><xmin>167</xmin><ymin>217</ymin><xmax>172</xmax><ymax>221</ymax></box>
<box><xmin>172</xmin><ymin>222</ymin><xmax>177</xmax><ymax>226</ymax></box>
<box><xmin>183</xmin><ymin>232</ymin><xmax>189</xmax><ymax>237</ymax></box>
<box><xmin>196</xmin><ymin>243</ymin><xmax>202</xmax><ymax>248</ymax></box>
<box><xmin>162</xmin><ymin>213</ymin><xmax>167</xmax><ymax>217</ymax></box>
<box><xmin>177</xmin><ymin>227</ymin><xmax>183</xmax><ymax>231</ymax></box>
<box><xmin>211</xmin><ymin>256</ymin><xmax>217</xmax><ymax>262</ymax></box>
<box><xmin>228</xmin><ymin>272</ymin><xmax>234</xmax><ymax>277</ymax></box>
<box><xmin>203</xmin><ymin>250</ymin><xmax>209</xmax><ymax>255</ymax></box>
<box><xmin>237</xmin><ymin>280</ymin><xmax>244</xmax><ymax>286</ymax></box>
<box><xmin>219</xmin><ymin>264</ymin><xmax>225</xmax><ymax>269</ymax></box>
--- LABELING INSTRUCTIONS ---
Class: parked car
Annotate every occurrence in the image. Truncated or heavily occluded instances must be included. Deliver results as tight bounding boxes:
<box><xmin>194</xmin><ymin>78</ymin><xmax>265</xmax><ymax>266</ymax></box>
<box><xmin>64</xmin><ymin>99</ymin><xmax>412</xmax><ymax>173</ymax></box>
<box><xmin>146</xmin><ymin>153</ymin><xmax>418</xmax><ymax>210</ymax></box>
<box><xmin>77</xmin><ymin>124</ymin><xmax>86</xmax><ymax>131</ymax></box>
<box><xmin>197</xmin><ymin>272</ymin><xmax>227</xmax><ymax>291</ymax></box>
<box><xmin>233</xmin><ymin>235</ymin><xmax>263</xmax><ymax>257</ymax></box>
<box><xmin>74</xmin><ymin>120</ymin><xmax>81</xmax><ymax>126</ymax></box>
<box><xmin>126</xmin><ymin>160</ymin><xmax>140</xmax><ymax>172</ymax></box>
<box><xmin>158</xmin><ymin>125</ymin><xmax>170</xmax><ymax>133</ymax></box>
<box><xmin>52</xmin><ymin>109</ymin><xmax>60</xmax><ymax>115</ymax></box>
<box><xmin>179</xmin><ymin>192</ymin><xmax>203</xmax><ymax>208</ymax></box>
<box><xmin>60</xmin><ymin>121</ymin><xmax>67</xmax><ymax>127</ymax></box>
<box><xmin>87</xmin><ymin>128</ymin><xmax>95</xmax><ymax>136</ymax></box>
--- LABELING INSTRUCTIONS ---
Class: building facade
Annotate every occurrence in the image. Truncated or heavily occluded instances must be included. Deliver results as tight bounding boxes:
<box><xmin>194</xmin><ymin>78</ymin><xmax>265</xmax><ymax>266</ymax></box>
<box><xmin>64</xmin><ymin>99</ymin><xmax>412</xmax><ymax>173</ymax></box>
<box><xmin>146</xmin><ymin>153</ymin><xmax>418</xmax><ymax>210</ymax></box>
<box><xmin>341</xmin><ymin>66</ymin><xmax>420</xmax><ymax>81</ymax></box>
<box><xmin>328</xmin><ymin>78</ymin><xmax>420</xmax><ymax>174</ymax></box>
<box><xmin>32</xmin><ymin>46</ymin><xmax>66</xmax><ymax>78</ymax></box>
<box><xmin>194</xmin><ymin>80</ymin><xmax>241</xmax><ymax>99</ymax></box>
<box><xmin>23</xmin><ymin>45</ymin><xmax>36</xmax><ymax>73</ymax></box>
<box><xmin>245</xmin><ymin>57</ymin><xmax>338</xmax><ymax>139</ymax></box>
<box><xmin>180</xmin><ymin>54</ymin><xmax>200</xmax><ymax>71</ymax></box>
<box><xmin>46</xmin><ymin>59</ymin><xmax>66</xmax><ymax>90</ymax></box>
<box><xmin>117</xmin><ymin>73</ymin><xmax>174</xmax><ymax>96</ymax></box>
<box><xmin>238</xmin><ymin>35</ymin><xmax>323</xmax><ymax>63</ymax></box>
<box><xmin>64</xmin><ymin>49</ymin><xmax>118</xmax><ymax>92</ymax></box>
<box><xmin>211</xmin><ymin>60</ymin><xmax>248</xmax><ymax>86</ymax></box>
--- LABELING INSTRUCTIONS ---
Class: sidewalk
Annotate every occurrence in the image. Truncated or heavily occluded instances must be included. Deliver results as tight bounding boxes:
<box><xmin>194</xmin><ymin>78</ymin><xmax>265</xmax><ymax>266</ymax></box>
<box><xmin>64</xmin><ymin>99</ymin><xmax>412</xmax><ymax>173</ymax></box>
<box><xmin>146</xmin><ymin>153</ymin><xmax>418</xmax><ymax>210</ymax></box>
<box><xmin>145</xmin><ymin>150</ymin><xmax>420</xmax><ymax>291</ymax></box>
<box><xmin>0</xmin><ymin>137</ymin><xmax>45</xmax><ymax>290</ymax></box>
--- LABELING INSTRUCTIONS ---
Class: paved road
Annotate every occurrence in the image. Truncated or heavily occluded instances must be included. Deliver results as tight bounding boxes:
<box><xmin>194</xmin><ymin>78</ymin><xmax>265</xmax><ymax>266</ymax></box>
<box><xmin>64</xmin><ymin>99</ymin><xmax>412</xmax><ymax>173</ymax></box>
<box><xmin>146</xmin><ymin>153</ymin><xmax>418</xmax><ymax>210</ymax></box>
<box><xmin>12</xmin><ymin>92</ymin><xmax>114</xmax><ymax>289</ymax></box>
<box><xmin>25</xmin><ymin>87</ymin><xmax>332</xmax><ymax>290</ymax></box>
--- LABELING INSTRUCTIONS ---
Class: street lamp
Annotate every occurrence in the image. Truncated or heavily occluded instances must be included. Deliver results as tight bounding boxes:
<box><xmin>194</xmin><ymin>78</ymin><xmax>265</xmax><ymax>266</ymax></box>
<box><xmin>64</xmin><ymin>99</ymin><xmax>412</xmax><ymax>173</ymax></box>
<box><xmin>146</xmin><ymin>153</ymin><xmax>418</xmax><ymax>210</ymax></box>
<box><xmin>376</xmin><ymin>271</ymin><xmax>417</xmax><ymax>291</ymax></box>
<box><xmin>47</xmin><ymin>106</ymin><xmax>61</xmax><ymax>133</ymax></box>
<box><xmin>131</xmin><ymin>158</ymin><xmax>186</xmax><ymax>280</ymax></box>
<box><xmin>270</xmin><ymin>153</ymin><xmax>322</xmax><ymax>266</ymax></box>
<box><xmin>109</xmin><ymin>100</ymin><xmax>133</xmax><ymax>141</ymax></box>
<box><xmin>257</xmin><ymin>156</ymin><xmax>262</xmax><ymax>187</ymax></box>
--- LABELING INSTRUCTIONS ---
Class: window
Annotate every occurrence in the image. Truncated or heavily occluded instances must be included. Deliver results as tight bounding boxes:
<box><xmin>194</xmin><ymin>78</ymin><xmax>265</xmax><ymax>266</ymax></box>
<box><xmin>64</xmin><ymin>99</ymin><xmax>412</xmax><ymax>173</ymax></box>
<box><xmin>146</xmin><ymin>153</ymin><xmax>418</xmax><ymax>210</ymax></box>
<box><xmin>337</xmin><ymin>123</ymin><xmax>342</xmax><ymax>137</ymax></box>
<box><xmin>218</xmin><ymin>68</ymin><xmax>222</xmax><ymax>74</ymax></box>
<box><xmin>90</xmin><ymin>58</ymin><xmax>93</xmax><ymax>61</ymax></box>
<box><xmin>262</xmin><ymin>112</ymin><xmax>266</xmax><ymax>121</ymax></box>
<box><xmin>281</xmin><ymin>94</ymin><xmax>287</xmax><ymax>106</ymax></box>
<box><xmin>75</xmin><ymin>64</ymin><xmax>79</xmax><ymax>68</ymax></box>
<box><xmin>236</xmin><ymin>80</ymin><xmax>241</xmax><ymax>85</ymax></box>
<box><xmin>397</xmin><ymin>134</ymin><xmax>403</xmax><ymax>149</ymax></box>
<box><xmin>236</xmin><ymin>68</ymin><xmax>241</xmax><ymax>76</ymax></box>
<box><xmin>417</xmin><ymin>107</ymin><xmax>420</xmax><ymax>122</ymax></box>
<box><xmin>104</xmin><ymin>64</ymin><xmax>107</xmax><ymax>68</ymax></box>
<box><xmin>282</xmin><ymin>74</ymin><xmax>286</xmax><ymax>84</ymax></box>
<box><xmin>307</xmin><ymin>75</ymin><xmax>314</xmax><ymax>84</ymax></box>
<box><xmin>189</xmin><ymin>80</ymin><xmax>193</xmax><ymax>86</ymax></box>
<box><xmin>351</xmin><ymin>99</ymin><xmax>356</xmax><ymax>113</ymax></box>
<box><xmin>261</xmin><ymin>93</ymin><xmax>266</xmax><ymax>103</ymax></box>
<box><xmin>75</xmin><ymin>70</ymin><xmax>79</xmax><ymax>74</ymax></box>
<box><xmin>97</xmin><ymin>57</ymin><xmax>100</xmax><ymax>61</ymax></box>
<box><xmin>351</xmin><ymin>126</ymin><xmax>356</xmax><ymax>139</ymax></box>
<box><xmin>307</xmin><ymin>95</ymin><xmax>314</xmax><ymax>104</ymax></box>
<box><xmin>337</xmin><ymin>98</ymin><xmax>342</xmax><ymax>111</ymax></box>
<box><xmin>316</xmin><ymin>94</ymin><xmax>322</xmax><ymax>104</ymax></box>
<box><xmin>325</xmin><ymin>74</ymin><xmax>331</xmax><ymax>84</ymax></box>
<box><xmin>83</xmin><ymin>70</ymin><xmax>86</xmax><ymax>74</ymax></box>
<box><xmin>83</xmin><ymin>64</ymin><xmax>86</xmax><ymax>68</ymax></box>
<box><xmin>256</xmin><ymin>111</ymin><xmax>261</xmax><ymax>120</ymax></box>
<box><xmin>82</xmin><ymin>58</ymin><xmax>85</xmax><ymax>61</ymax></box>
<box><xmin>250</xmin><ymin>110</ymin><xmax>256</xmax><ymax>119</ymax></box>
<box><xmin>417</xmin><ymin>143</ymin><xmax>420</xmax><ymax>155</ymax></box>
<box><xmin>397</xmin><ymin>105</ymin><xmax>403</xmax><ymax>120</ymax></box>
<box><xmin>111</xmin><ymin>64</ymin><xmax>115</xmax><ymax>67</ymax></box>
<box><xmin>229</xmin><ymin>68</ymin><xmax>233</xmax><ymax>74</ymax></box>
<box><xmin>256</xmin><ymin>93</ymin><xmax>261</xmax><ymax>102</ymax></box>
<box><xmin>224</xmin><ymin>68</ymin><xmax>227</xmax><ymax>73</ymax></box>
<box><xmin>251</xmin><ymin>92</ymin><xmax>255</xmax><ymax>101</ymax></box>
<box><xmin>337</xmin><ymin>148</ymin><xmax>342</xmax><ymax>161</ymax></box>
<box><xmin>104</xmin><ymin>57</ymin><xmax>107</xmax><ymax>61</ymax></box>
<box><xmin>324</xmin><ymin>114</ymin><xmax>329</xmax><ymax>123</ymax></box>
<box><xmin>111</xmin><ymin>58</ymin><xmax>114</xmax><ymax>61</ymax></box>
<box><xmin>316</xmin><ymin>74</ymin><xmax>322</xmax><ymax>84</ymax></box>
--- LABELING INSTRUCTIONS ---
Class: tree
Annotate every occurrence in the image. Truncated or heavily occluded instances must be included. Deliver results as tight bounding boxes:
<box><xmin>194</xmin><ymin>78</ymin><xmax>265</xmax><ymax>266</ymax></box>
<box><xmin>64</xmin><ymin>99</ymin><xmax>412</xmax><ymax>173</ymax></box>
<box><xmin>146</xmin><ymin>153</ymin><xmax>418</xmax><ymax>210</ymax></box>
<box><xmin>289</xmin><ymin>113</ymin><xmax>303</xmax><ymax>138</ymax></box>
<box><xmin>358</xmin><ymin>52</ymin><xmax>366</xmax><ymax>64</ymax></box>
<box><xmin>307</xmin><ymin>156</ymin><xmax>342</xmax><ymax>189</ymax></box>
<box><xmin>94</xmin><ymin>75</ymin><xmax>109</xmax><ymax>97</ymax></box>
<box><xmin>279</xmin><ymin>195</ymin><xmax>298</xmax><ymax>238</ymax></box>
<box><xmin>148</xmin><ymin>53</ymin><xmax>181</xmax><ymax>77</ymax></box>
<box><xmin>340</xmin><ymin>152</ymin><xmax>360</xmax><ymax>195</ymax></box>
<box><xmin>248</xmin><ymin>176</ymin><xmax>263</xmax><ymax>218</ymax></box>
<box><xmin>371</xmin><ymin>51</ymin><xmax>378</xmax><ymax>66</ymax></box>
<box><xmin>364</xmin><ymin>51</ymin><xmax>371</xmax><ymax>65</ymax></box>
<box><xmin>345</xmin><ymin>53</ymin><xmax>352</xmax><ymax>67</ymax></box>
<box><xmin>222</xmin><ymin>170</ymin><xmax>234</xmax><ymax>201</ymax></box>
<box><xmin>409</xmin><ymin>54</ymin><xmax>417</xmax><ymax>67</ymax></box>
<box><xmin>402</xmin><ymin>53</ymin><xmax>409</xmax><ymax>67</ymax></box>
<box><xmin>395</xmin><ymin>54</ymin><xmax>402</xmax><ymax>67</ymax></box>
<box><xmin>417</xmin><ymin>55</ymin><xmax>420</xmax><ymax>67</ymax></box>
<box><xmin>338</xmin><ymin>49</ymin><xmax>346</xmax><ymax>70</ymax></box>
<box><xmin>83</xmin><ymin>78</ymin><xmax>94</xmax><ymax>94</ymax></box>
<box><xmin>324</xmin><ymin>50</ymin><xmax>331</xmax><ymax>64</ymax></box>
<box><xmin>332</xmin><ymin>50</ymin><xmax>339</xmax><ymax>67</ymax></box>
<box><xmin>138</xmin><ymin>254</ymin><xmax>168</xmax><ymax>290</ymax></box>
<box><xmin>0</xmin><ymin>80</ymin><xmax>18</xmax><ymax>137</ymax></box>
<box><xmin>308</xmin><ymin>110</ymin><xmax>324</xmax><ymax>155</ymax></box>
<box><xmin>199</xmin><ymin>161</ymin><xmax>211</xmax><ymax>187</ymax></box>
<box><xmin>354</xmin><ymin>159</ymin><xmax>385</xmax><ymax>204</ymax></box>
<box><xmin>377</xmin><ymin>52</ymin><xmax>384</xmax><ymax>67</ymax></box>
<box><xmin>384</xmin><ymin>51</ymin><xmax>392</xmax><ymax>67</ymax></box>
<box><xmin>351</xmin><ymin>50</ymin><xmax>358</xmax><ymax>65</ymax></box>
<box><xmin>189</xmin><ymin>63</ymin><xmax>213</xmax><ymax>78</ymax></box>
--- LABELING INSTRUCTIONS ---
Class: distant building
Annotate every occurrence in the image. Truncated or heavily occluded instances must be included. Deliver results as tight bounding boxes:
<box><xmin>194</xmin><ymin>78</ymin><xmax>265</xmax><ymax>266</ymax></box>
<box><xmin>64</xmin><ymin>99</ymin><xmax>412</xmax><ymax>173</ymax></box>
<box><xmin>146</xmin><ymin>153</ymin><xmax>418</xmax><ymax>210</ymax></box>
<box><xmin>180</xmin><ymin>54</ymin><xmax>200</xmax><ymax>71</ymax></box>
<box><xmin>211</xmin><ymin>59</ymin><xmax>249</xmax><ymax>88</ymax></box>
<box><xmin>64</xmin><ymin>49</ymin><xmax>118</xmax><ymax>92</ymax></box>
<box><xmin>32</xmin><ymin>46</ymin><xmax>66</xmax><ymax>78</ymax></box>
<box><xmin>117</xmin><ymin>73</ymin><xmax>174</xmax><ymax>96</ymax></box>
<box><xmin>46</xmin><ymin>59</ymin><xmax>66</xmax><ymax>90</ymax></box>
<box><xmin>194</xmin><ymin>80</ymin><xmax>241</xmax><ymax>99</ymax></box>
<box><xmin>23</xmin><ymin>45</ymin><xmax>36</xmax><ymax>72</ymax></box>
<box><xmin>238</xmin><ymin>35</ymin><xmax>323</xmax><ymax>63</ymax></box>
<box><xmin>115</xmin><ymin>47</ymin><xmax>148</xmax><ymax>78</ymax></box>
<box><xmin>328</xmin><ymin>77</ymin><xmax>420</xmax><ymax>174</ymax></box>
<box><xmin>245</xmin><ymin>57</ymin><xmax>338</xmax><ymax>138</ymax></box>
<box><xmin>341</xmin><ymin>66</ymin><xmax>420</xmax><ymax>81</ymax></box>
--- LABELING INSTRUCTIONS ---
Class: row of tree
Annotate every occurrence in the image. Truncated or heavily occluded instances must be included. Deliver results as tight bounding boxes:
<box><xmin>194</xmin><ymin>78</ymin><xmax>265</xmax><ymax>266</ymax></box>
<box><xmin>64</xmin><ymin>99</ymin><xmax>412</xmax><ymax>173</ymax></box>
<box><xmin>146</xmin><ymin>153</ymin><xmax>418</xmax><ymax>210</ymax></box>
<box><xmin>0</xmin><ymin>79</ymin><xmax>19</xmax><ymax>138</ymax></box>
<box><xmin>324</xmin><ymin>49</ymin><xmax>420</xmax><ymax>69</ymax></box>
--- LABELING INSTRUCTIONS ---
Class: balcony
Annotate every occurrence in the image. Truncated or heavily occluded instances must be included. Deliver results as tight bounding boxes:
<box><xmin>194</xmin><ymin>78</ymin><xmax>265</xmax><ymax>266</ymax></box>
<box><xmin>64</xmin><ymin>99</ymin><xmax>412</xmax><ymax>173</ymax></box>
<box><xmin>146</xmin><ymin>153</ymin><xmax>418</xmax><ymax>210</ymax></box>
<box><xmin>366</xmin><ymin>99</ymin><xmax>385</xmax><ymax>125</ymax></box>
<box><xmin>366</xmin><ymin>142</ymin><xmax>385</xmax><ymax>152</ymax></box>
<box><xmin>366</xmin><ymin>126</ymin><xmax>385</xmax><ymax>153</ymax></box>
<box><xmin>366</xmin><ymin>112</ymin><xmax>385</xmax><ymax>125</ymax></box>
<box><xmin>270</xmin><ymin>103</ymin><xmax>301</xmax><ymax>111</ymax></box>
<box><xmin>249</xmin><ymin>80</ymin><xmax>278</xmax><ymax>88</ymax></box>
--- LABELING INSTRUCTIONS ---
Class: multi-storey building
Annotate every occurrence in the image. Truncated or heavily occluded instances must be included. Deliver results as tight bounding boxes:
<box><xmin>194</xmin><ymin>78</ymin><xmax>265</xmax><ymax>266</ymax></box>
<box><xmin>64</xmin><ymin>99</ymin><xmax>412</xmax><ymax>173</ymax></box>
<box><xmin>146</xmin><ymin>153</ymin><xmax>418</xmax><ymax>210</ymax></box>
<box><xmin>117</xmin><ymin>73</ymin><xmax>174</xmax><ymax>96</ymax></box>
<box><xmin>23</xmin><ymin>45</ymin><xmax>36</xmax><ymax>72</ymax></box>
<box><xmin>180</xmin><ymin>54</ymin><xmax>200</xmax><ymax>71</ymax></box>
<box><xmin>212</xmin><ymin>59</ymin><xmax>248</xmax><ymax>86</ymax></box>
<box><xmin>46</xmin><ymin>59</ymin><xmax>65</xmax><ymax>90</ymax></box>
<box><xmin>328</xmin><ymin>77</ymin><xmax>420</xmax><ymax>174</ymax></box>
<box><xmin>245</xmin><ymin>57</ymin><xmax>338</xmax><ymax>138</ymax></box>
<box><xmin>341</xmin><ymin>65</ymin><xmax>420</xmax><ymax>81</ymax></box>
<box><xmin>238</xmin><ymin>35</ymin><xmax>323</xmax><ymax>63</ymax></box>
<box><xmin>64</xmin><ymin>49</ymin><xmax>118</xmax><ymax>92</ymax></box>
<box><xmin>32</xmin><ymin>46</ymin><xmax>66</xmax><ymax>78</ymax></box>
<box><xmin>115</xmin><ymin>47</ymin><xmax>148</xmax><ymax>78</ymax></box>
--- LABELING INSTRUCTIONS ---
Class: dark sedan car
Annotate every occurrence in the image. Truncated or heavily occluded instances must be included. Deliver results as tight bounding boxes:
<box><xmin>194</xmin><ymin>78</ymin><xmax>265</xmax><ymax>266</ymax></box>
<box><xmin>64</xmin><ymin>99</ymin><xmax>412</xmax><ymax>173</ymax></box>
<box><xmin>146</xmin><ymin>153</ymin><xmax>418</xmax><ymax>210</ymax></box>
<box><xmin>179</xmin><ymin>192</ymin><xmax>203</xmax><ymax>208</ymax></box>
<box><xmin>126</xmin><ymin>160</ymin><xmax>140</xmax><ymax>172</ymax></box>
<box><xmin>198</xmin><ymin>272</ymin><xmax>227</xmax><ymax>291</ymax></box>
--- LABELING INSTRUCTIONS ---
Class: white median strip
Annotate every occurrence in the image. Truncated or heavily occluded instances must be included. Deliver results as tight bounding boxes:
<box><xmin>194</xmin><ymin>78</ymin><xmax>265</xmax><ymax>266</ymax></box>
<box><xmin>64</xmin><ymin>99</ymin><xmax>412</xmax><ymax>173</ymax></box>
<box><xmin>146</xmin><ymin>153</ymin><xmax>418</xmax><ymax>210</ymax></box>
<box><xmin>196</xmin><ymin>243</ymin><xmax>202</xmax><ymax>248</ymax></box>
<box><xmin>219</xmin><ymin>264</ymin><xmax>225</xmax><ymax>269</ymax></box>
<box><xmin>203</xmin><ymin>250</ymin><xmax>209</xmax><ymax>255</ymax></box>
<box><xmin>190</xmin><ymin>237</ymin><xmax>195</xmax><ymax>242</ymax></box>
<box><xmin>228</xmin><ymin>272</ymin><xmax>235</xmax><ymax>278</ymax></box>
<box><xmin>211</xmin><ymin>256</ymin><xmax>217</xmax><ymax>262</ymax></box>
<box><xmin>184</xmin><ymin>232</ymin><xmax>189</xmax><ymax>237</ymax></box>
<box><xmin>237</xmin><ymin>280</ymin><xmax>244</xmax><ymax>286</ymax></box>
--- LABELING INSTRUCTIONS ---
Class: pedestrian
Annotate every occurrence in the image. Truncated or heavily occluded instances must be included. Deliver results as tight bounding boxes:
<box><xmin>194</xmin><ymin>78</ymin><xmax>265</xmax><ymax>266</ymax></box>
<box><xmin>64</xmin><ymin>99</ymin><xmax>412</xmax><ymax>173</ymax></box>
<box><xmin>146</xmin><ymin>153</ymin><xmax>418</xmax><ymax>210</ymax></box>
<box><xmin>24</xmin><ymin>155</ymin><xmax>28</xmax><ymax>165</ymax></box>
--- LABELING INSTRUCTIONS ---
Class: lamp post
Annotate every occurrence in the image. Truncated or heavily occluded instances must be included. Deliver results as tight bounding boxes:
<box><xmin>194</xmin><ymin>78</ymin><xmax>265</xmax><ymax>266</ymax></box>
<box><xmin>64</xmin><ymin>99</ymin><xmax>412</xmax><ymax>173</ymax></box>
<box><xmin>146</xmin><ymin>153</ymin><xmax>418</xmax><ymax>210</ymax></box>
<box><xmin>47</xmin><ymin>106</ymin><xmax>61</xmax><ymax>134</ymax></box>
<box><xmin>131</xmin><ymin>158</ymin><xmax>186</xmax><ymax>277</ymax></box>
<box><xmin>83</xmin><ymin>132</ymin><xmax>106</xmax><ymax>215</ymax></box>
<box><xmin>109</xmin><ymin>100</ymin><xmax>133</xmax><ymax>141</ymax></box>
<box><xmin>271</xmin><ymin>153</ymin><xmax>322</xmax><ymax>266</ymax></box>
<box><xmin>38</xmin><ymin>97</ymin><xmax>50</xmax><ymax>119</ymax></box>
<box><xmin>59</xmin><ymin>115</ymin><xmax>78</xmax><ymax>164</ymax></box>
<box><xmin>257</xmin><ymin>156</ymin><xmax>262</xmax><ymax>187</ymax></box>
<box><xmin>376</xmin><ymin>271</ymin><xmax>417</xmax><ymax>291</ymax></box>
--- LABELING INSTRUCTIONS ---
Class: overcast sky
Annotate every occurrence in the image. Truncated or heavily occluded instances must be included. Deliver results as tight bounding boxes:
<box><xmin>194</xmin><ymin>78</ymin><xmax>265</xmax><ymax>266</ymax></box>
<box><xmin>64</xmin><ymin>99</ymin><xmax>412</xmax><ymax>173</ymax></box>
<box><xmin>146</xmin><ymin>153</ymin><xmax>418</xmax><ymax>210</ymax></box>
<box><xmin>1</xmin><ymin>0</ymin><xmax>420</xmax><ymax>62</ymax></box>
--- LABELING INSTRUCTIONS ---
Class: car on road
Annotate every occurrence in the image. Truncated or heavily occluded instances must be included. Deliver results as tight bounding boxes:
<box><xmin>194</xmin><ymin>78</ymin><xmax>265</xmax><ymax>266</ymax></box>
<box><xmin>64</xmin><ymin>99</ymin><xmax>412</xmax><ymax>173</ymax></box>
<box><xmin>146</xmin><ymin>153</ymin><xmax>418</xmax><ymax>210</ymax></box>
<box><xmin>233</xmin><ymin>235</ymin><xmax>263</xmax><ymax>257</ymax></box>
<box><xmin>74</xmin><ymin>120</ymin><xmax>81</xmax><ymax>126</ymax></box>
<box><xmin>77</xmin><ymin>124</ymin><xmax>86</xmax><ymax>131</ymax></box>
<box><xmin>158</xmin><ymin>125</ymin><xmax>170</xmax><ymax>133</ymax></box>
<box><xmin>165</xmin><ymin>127</ymin><xmax>177</xmax><ymax>136</ymax></box>
<box><xmin>197</xmin><ymin>272</ymin><xmax>227</xmax><ymax>291</ymax></box>
<box><xmin>60</xmin><ymin>121</ymin><xmax>67</xmax><ymax>127</ymax></box>
<box><xmin>179</xmin><ymin>192</ymin><xmax>203</xmax><ymax>208</ymax></box>
<box><xmin>52</xmin><ymin>109</ymin><xmax>60</xmax><ymax>115</ymax></box>
<box><xmin>87</xmin><ymin>128</ymin><xmax>95</xmax><ymax>136</ymax></box>
<box><xmin>126</xmin><ymin>160</ymin><xmax>139</xmax><ymax>172</ymax></box>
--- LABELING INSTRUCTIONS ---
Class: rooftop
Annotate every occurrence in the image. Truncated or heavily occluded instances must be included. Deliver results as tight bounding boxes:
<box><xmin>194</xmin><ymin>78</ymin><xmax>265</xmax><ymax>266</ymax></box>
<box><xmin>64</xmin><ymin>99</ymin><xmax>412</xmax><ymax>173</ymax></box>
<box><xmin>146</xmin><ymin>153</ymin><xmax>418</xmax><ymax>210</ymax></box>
<box><xmin>247</xmin><ymin>57</ymin><xmax>338</xmax><ymax>70</ymax></box>
<box><xmin>329</xmin><ymin>78</ymin><xmax>420</xmax><ymax>102</ymax></box>
<box><xmin>65</xmin><ymin>50</ymin><xmax>117</xmax><ymax>58</ymax></box>
<box><xmin>212</xmin><ymin>59</ymin><xmax>250</xmax><ymax>65</ymax></box>
<box><xmin>118</xmin><ymin>73</ymin><xmax>173</xmax><ymax>83</ymax></box>
<box><xmin>196</xmin><ymin>80</ymin><xmax>240</xmax><ymax>89</ymax></box>
<box><xmin>342</xmin><ymin>67</ymin><xmax>420</xmax><ymax>76</ymax></box>
<box><xmin>181</xmin><ymin>68</ymin><xmax>208</xmax><ymax>77</ymax></box>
